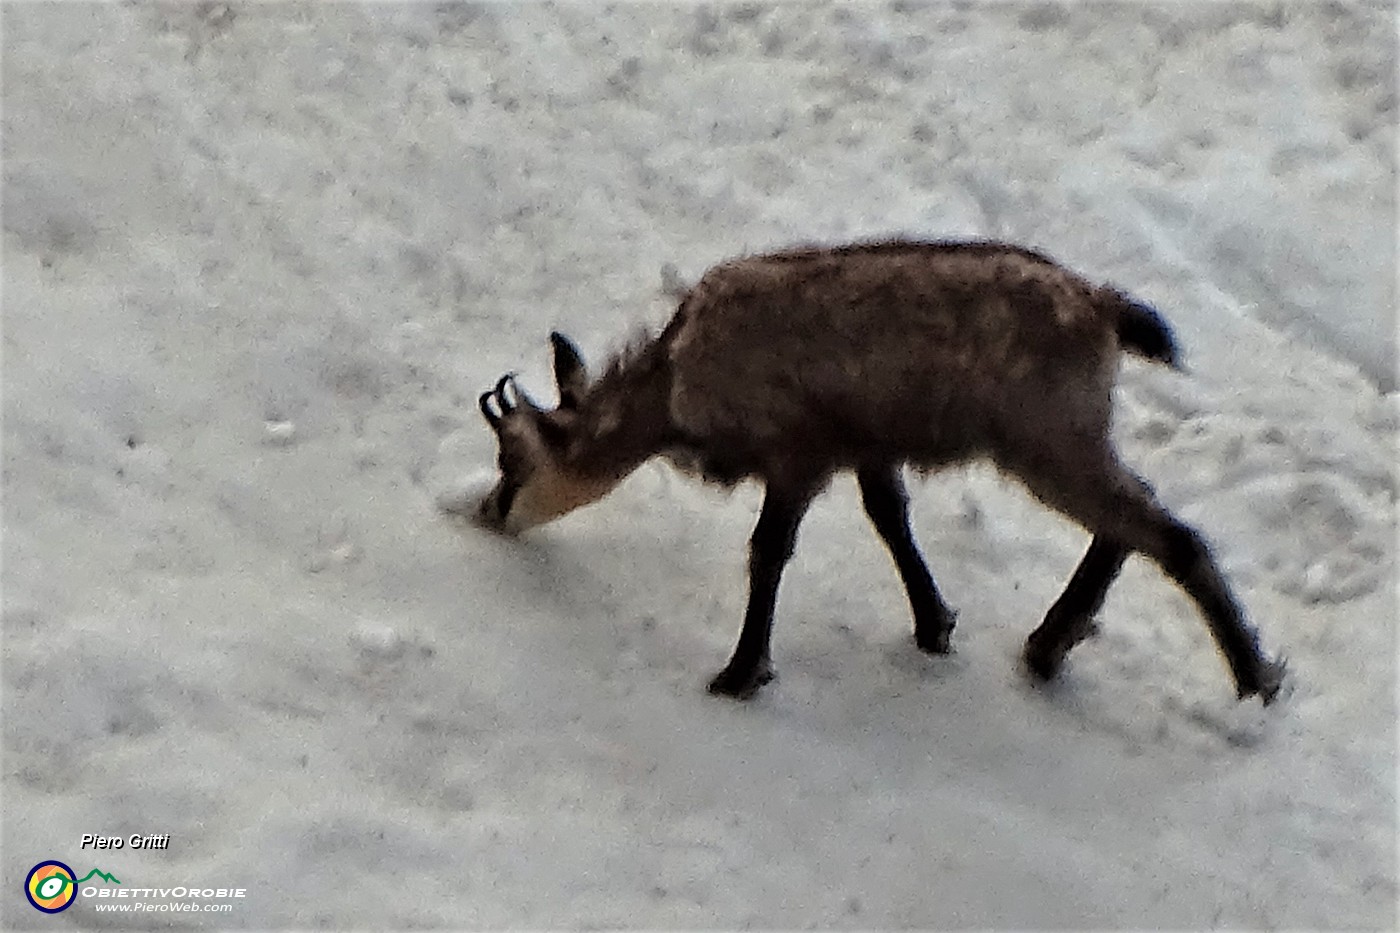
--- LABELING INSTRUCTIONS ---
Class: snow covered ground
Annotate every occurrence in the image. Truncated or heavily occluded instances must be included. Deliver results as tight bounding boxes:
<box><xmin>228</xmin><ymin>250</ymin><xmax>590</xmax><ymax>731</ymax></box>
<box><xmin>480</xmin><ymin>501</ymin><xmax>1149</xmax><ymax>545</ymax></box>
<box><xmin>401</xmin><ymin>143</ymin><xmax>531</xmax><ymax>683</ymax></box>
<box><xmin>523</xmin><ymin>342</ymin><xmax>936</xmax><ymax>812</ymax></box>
<box><xmin>3</xmin><ymin>1</ymin><xmax>1395</xmax><ymax>928</ymax></box>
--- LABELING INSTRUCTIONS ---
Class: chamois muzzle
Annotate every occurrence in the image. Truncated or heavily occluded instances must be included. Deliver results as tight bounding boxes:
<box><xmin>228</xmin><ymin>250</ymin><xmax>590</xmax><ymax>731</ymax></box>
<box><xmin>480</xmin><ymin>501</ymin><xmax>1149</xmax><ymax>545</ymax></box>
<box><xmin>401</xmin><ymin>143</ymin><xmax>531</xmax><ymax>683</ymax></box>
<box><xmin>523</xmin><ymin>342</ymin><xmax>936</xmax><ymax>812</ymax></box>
<box><xmin>473</xmin><ymin>476</ymin><xmax>520</xmax><ymax>533</ymax></box>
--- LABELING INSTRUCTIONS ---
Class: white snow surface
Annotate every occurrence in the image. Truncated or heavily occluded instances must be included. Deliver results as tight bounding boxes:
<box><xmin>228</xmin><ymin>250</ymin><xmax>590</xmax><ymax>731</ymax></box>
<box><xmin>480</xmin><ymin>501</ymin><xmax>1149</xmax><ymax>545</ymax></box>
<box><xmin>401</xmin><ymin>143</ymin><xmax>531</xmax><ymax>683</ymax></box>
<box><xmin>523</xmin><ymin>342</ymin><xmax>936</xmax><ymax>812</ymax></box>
<box><xmin>3</xmin><ymin>2</ymin><xmax>1397</xmax><ymax>929</ymax></box>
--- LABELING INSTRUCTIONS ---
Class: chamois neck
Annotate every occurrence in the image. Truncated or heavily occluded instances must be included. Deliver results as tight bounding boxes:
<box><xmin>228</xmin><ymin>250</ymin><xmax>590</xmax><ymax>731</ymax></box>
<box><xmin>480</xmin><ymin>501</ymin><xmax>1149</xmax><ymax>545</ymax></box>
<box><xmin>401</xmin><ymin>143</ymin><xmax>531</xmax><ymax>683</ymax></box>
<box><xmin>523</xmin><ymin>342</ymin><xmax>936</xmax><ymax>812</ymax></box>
<box><xmin>563</xmin><ymin>338</ymin><xmax>673</xmax><ymax>483</ymax></box>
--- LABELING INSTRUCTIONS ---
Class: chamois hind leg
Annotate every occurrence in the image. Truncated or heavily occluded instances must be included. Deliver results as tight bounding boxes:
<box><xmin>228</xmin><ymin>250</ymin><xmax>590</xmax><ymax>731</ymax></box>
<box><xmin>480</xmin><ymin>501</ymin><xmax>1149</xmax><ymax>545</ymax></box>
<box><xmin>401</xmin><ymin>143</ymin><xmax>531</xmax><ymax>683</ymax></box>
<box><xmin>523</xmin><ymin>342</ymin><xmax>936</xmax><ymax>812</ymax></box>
<box><xmin>1024</xmin><ymin>535</ymin><xmax>1128</xmax><ymax>681</ymax></box>
<box><xmin>708</xmin><ymin>481</ymin><xmax>817</xmax><ymax>699</ymax></box>
<box><xmin>1018</xmin><ymin>449</ymin><xmax>1285</xmax><ymax>704</ymax></box>
<box><xmin>857</xmin><ymin>463</ymin><xmax>957</xmax><ymax>653</ymax></box>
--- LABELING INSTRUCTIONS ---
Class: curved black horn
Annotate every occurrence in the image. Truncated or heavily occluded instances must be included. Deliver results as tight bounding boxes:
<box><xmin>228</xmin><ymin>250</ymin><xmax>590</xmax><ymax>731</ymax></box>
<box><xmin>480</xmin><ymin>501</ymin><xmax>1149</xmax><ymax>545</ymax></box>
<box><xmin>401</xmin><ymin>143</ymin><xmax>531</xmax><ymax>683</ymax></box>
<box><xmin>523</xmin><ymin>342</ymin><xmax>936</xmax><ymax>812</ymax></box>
<box><xmin>494</xmin><ymin>374</ymin><xmax>514</xmax><ymax>411</ymax></box>
<box><xmin>479</xmin><ymin>390</ymin><xmax>502</xmax><ymax>427</ymax></box>
<box><xmin>503</xmin><ymin>374</ymin><xmax>539</xmax><ymax>411</ymax></box>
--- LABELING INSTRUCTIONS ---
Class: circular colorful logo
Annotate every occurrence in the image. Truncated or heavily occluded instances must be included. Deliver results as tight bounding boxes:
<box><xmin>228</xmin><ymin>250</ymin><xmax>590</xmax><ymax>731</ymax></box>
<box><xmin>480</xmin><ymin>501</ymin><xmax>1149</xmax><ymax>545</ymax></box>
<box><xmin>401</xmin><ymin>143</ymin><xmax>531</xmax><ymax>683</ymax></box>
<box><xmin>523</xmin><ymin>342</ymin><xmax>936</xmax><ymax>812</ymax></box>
<box><xmin>25</xmin><ymin>861</ymin><xmax>77</xmax><ymax>913</ymax></box>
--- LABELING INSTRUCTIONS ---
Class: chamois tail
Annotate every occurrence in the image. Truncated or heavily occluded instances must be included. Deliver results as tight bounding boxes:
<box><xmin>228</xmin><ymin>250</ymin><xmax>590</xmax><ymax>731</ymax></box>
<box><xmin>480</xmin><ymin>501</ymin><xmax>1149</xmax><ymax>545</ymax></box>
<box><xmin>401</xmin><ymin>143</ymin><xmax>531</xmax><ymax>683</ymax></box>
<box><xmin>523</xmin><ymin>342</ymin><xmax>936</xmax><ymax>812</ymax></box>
<box><xmin>1103</xmin><ymin>287</ymin><xmax>1184</xmax><ymax>371</ymax></box>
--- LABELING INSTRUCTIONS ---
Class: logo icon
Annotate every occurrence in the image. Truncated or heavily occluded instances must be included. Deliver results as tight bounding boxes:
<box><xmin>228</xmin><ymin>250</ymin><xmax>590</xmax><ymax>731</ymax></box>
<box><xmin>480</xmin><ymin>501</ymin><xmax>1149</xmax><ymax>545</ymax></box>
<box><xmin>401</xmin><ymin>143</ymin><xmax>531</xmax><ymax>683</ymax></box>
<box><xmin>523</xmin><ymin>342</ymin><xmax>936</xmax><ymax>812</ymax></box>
<box><xmin>24</xmin><ymin>862</ymin><xmax>121</xmax><ymax>913</ymax></box>
<box><xmin>25</xmin><ymin>861</ymin><xmax>77</xmax><ymax>913</ymax></box>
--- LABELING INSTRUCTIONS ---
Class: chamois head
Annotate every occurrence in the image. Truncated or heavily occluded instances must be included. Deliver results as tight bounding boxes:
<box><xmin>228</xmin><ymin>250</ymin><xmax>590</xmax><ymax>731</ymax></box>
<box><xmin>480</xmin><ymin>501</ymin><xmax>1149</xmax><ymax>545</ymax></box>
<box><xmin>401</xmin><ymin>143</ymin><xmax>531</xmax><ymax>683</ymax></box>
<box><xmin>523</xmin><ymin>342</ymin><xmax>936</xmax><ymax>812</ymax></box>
<box><xmin>477</xmin><ymin>332</ymin><xmax>614</xmax><ymax>533</ymax></box>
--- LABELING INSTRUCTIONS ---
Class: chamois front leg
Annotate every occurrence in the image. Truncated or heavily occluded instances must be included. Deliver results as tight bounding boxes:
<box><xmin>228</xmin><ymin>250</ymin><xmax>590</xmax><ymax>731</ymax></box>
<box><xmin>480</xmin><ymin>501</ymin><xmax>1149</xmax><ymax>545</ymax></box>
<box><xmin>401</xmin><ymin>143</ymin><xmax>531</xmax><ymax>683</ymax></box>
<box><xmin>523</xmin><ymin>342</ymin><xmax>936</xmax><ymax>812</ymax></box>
<box><xmin>708</xmin><ymin>483</ymin><xmax>815</xmax><ymax>699</ymax></box>
<box><xmin>857</xmin><ymin>463</ymin><xmax>957</xmax><ymax>653</ymax></box>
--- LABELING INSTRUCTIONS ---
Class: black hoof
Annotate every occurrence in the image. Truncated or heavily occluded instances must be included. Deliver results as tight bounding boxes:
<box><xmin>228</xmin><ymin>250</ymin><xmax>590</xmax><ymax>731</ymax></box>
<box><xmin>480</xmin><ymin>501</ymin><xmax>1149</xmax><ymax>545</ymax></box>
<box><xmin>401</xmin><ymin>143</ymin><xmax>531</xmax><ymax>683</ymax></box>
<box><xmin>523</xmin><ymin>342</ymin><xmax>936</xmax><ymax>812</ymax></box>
<box><xmin>1022</xmin><ymin>635</ymin><xmax>1064</xmax><ymax>683</ymax></box>
<box><xmin>1238</xmin><ymin>655</ymin><xmax>1288</xmax><ymax>706</ymax></box>
<box><xmin>707</xmin><ymin>663</ymin><xmax>775</xmax><ymax>699</ymax></box>
<box><xmin>914</xmin><ymin>611</ymin><xmax>955</xmax><ymax>654</ymax></box>
<box><xmin>915</xmin><ymin>630</ymin><xmax>952</xmax><ymax>655</ymax></box>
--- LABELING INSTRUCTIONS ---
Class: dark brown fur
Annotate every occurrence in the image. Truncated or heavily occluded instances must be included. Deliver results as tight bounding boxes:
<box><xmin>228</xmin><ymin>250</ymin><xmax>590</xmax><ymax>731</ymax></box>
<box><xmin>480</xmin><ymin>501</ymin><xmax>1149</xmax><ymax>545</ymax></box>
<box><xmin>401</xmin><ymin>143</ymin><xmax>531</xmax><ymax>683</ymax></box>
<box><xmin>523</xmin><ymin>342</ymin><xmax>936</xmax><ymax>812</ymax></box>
<box><xmin>477</xmin><ymin>239</ymin><xmax>1285</xmax><ymax>704</ymax></box>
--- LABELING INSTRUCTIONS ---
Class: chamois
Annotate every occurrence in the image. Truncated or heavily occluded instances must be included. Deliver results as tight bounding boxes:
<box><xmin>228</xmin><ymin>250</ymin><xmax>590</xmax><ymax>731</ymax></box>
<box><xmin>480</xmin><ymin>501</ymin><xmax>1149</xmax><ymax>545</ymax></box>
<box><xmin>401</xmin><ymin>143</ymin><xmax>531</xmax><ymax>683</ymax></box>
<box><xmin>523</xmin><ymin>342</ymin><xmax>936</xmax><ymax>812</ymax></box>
<box><xmin>475</xmin><ymin>239</ymin><xmax>1286</xmax><ymax>704</ymax></box>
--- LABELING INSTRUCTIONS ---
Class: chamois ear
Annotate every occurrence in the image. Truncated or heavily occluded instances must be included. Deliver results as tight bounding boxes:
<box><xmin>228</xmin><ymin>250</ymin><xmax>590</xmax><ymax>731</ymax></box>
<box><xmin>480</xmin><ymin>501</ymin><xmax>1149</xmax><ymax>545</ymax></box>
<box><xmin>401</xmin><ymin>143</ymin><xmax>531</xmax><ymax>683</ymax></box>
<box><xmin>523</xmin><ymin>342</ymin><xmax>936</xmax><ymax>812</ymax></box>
<box><xmin>550</xmin><ymin>331</ymin><xmax>588</xmax><ymax>409</ymax></box>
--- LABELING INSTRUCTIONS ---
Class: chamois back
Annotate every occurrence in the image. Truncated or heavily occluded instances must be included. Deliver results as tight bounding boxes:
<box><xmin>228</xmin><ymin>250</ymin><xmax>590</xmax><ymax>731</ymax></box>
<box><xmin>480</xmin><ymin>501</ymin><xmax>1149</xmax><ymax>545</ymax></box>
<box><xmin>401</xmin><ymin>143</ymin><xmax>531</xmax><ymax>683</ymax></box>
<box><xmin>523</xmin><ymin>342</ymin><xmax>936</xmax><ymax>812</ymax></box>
<box><xmin>661</xmin><ymin>239</ymin><xmax>1123</xmax><ymax>481</ymax></box>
